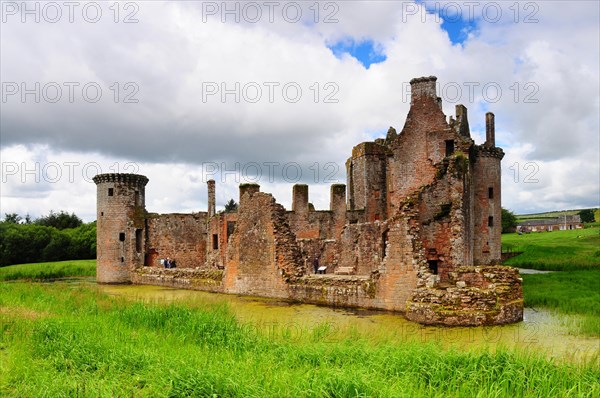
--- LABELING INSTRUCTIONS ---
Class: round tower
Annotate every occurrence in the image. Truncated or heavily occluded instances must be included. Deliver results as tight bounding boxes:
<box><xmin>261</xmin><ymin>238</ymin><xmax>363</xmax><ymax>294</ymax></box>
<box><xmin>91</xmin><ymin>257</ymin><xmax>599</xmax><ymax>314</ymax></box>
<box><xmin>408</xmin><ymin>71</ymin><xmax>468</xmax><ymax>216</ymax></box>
<box><xmin>472</xmin><ymin>113</ymin><xmax>504</xmax><ymax>265</ymax></box>
<box><xmin>92</xmin><ymin>173</ymin><xmax>149</xmax><ymax>283</ymax></box>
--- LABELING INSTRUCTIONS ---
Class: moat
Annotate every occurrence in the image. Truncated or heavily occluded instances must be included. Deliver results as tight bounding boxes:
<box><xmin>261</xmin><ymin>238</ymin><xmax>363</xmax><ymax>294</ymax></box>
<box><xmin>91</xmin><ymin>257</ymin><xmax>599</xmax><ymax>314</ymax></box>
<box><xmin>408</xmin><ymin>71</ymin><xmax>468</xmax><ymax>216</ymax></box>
<box><xmin>95</xmin><ymin>281</ymin><xmax>597</xmax><ymax>364</ymax></box>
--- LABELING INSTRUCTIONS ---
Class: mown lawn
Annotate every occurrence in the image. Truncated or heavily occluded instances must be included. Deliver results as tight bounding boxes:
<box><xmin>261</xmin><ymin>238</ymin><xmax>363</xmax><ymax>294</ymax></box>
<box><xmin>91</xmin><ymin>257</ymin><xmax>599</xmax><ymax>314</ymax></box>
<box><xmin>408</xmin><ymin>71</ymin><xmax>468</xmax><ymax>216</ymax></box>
<box><xmin>502</xmin><ymin>225</ymin><xmax>600</xmax><ymax>271</ymax></box>
<box><xmin>1</xmin><ymin>281</ymin><xmax>598</xmax><ymax>398</ymax></box>
<box><xmin>0</xmin><ymin>259</ymin><xmax>95</xmax><ymax>281</ymax></box>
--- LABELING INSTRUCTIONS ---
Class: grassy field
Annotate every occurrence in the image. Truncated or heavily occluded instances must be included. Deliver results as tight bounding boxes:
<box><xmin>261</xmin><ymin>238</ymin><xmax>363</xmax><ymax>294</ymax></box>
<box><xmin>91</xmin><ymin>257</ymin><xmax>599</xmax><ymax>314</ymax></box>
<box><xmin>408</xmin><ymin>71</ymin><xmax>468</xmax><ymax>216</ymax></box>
<box><xmin>503</xmin><ymin>224</ymin><xmax>600</xmax><ymax>336</ymax></box>
<box><xmin>1</xmin><ymin>281</ymin><xmax>598</xmax><ymax>398</ymax></box>
<box><xmin>522</xmin><ymin>271</ymin><xmax>600</xmax><ymax>336</ymax></box>
<box><xmin>0</xmin><ymin>260</ymin><xmax>96</xmax><ymax>281</ymax></box>
<box><xmin>2</xmin><ymin>245</ymin><xmax>599</xmax><ymax>397</ymax></box>
<box><xmin>0</xmin><ymin>259</ymin><xmax>95</xmax><ymax>281</ymax></box>
<box><xmin>502</xmin><ymin>225</ymin><xmax>600</xmax><ymax>271</ymax></box>
<box><xmin>515</xmin><ymin>209</ymin><xmax>589</xmax><ymax>223</ymax></box>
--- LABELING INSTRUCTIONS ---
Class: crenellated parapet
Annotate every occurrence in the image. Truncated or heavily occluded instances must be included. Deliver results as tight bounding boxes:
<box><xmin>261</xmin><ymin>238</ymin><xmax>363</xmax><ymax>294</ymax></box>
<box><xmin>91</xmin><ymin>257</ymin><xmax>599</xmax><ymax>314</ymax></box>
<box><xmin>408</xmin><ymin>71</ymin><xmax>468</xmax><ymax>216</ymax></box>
<box><xmin>475</xmin><ymin>145</ymin><xmax>505</xmax><ymax>159</ymax></box>
<box><xmin>93</xmin><ymin>173</ymin><xmax>149</xmax><ymax>186</ymax></box>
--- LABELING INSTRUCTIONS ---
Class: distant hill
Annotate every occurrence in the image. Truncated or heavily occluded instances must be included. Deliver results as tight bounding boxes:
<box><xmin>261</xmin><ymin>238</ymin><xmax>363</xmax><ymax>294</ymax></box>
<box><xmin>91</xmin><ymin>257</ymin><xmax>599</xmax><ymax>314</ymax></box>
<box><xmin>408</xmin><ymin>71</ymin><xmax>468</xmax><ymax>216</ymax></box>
<box><xmin>516</xmin><ymin>209</ymin><xmax>596</xmax><ymax>223</ymax></box>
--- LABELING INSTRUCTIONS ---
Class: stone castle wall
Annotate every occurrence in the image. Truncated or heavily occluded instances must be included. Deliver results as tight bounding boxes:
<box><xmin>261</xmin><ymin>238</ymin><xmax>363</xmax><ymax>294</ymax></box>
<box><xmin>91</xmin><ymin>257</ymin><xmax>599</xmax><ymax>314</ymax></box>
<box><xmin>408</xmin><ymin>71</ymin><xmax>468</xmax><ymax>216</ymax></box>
<box><xmin>94</xmin><ymin>75</ymin><xmax>523</xmax><ymax>327</ymax></box>
<box><xmin>145</xmin><ymin>213</ymin><xmax>208</xmax><ymax>269</ymax></box>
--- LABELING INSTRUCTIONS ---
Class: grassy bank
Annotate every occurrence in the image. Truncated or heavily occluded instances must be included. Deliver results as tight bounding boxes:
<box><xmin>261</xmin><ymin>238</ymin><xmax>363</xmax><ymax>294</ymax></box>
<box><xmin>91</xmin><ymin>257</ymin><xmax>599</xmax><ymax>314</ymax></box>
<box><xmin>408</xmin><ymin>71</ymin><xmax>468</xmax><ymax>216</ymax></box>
<box><xmin>0</xmin><ymin>259</ymin><xmax>95</xmax><ymax>281</ymax></box>
<box><xmin>502</xmin><ymin>226</ymin><xmax>600</xmax><ymax>271</ymax></box>
<box><xmin>1</xmin><ymin>282</ymin><xmax>598</xmax><ymax>398</ymax></box>
<box><xmin>522</xmin><ymin>270</ymin><xmax>600</xmax><ymax>336</ymax></box>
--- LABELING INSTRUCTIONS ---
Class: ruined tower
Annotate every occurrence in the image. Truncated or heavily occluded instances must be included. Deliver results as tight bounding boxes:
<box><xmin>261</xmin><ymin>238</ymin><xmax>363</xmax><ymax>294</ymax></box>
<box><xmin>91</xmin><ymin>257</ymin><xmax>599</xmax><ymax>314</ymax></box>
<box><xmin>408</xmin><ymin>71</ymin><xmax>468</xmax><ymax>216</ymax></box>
<box><xmin>93</xmin><ymin>173</ymin><xmax>148</xmax><ymax>283</ymax></box>
<box><xmin>472</xmin><ymin>113</ymin><xmax>504</xmax><ymax>264</ymax></box>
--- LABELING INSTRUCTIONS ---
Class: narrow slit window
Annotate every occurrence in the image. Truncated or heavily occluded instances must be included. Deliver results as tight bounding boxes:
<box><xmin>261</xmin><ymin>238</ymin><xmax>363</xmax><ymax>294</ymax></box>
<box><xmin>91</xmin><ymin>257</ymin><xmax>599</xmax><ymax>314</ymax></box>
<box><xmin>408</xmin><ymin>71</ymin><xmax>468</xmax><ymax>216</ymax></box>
<box><xmin>488</xmin><ymin>187</ymin><xmax>494</xmax><ymax>199</ymax></box>
<box><xmin>135</xmin><ymin>229</ymin><xmax>142</xmax><ymax>253</ymax></box>
<box><xmin>445</xmin><ymin>140</ymin><xmax>455</xmax><ymax>157</ymax></box>
<box><xmin>108</xmin><ymin>188</ymin><xmax>114</xmax><ymax>196</ymax></box>
<box><xmin>381</xmin><ymin>230</ymin><xmax>389</xmax><ymax>260</ymax></box>
<box><xmin>119</xmin><ymin>232</ymin><xmax>125</xmax><ymax>241</ymax></box>
<box><xmin>488</xmin><ymin>216</ymin><xmax>494</xmax><ymax>227</ymax></box>
<box><xmin>212</xmin><ymin>234</ymin><xmax>219</xmax><ymax>250</ymax></box>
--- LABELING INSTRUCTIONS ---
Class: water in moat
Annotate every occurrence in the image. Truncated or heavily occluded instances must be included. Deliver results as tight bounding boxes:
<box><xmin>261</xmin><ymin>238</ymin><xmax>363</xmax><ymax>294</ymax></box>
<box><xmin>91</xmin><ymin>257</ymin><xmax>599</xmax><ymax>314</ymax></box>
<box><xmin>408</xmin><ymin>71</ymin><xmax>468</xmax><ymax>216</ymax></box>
<box><xmin>94</xmin><ymin>282</ymin><xmax>598</xmax><ymax>364</ymax></box>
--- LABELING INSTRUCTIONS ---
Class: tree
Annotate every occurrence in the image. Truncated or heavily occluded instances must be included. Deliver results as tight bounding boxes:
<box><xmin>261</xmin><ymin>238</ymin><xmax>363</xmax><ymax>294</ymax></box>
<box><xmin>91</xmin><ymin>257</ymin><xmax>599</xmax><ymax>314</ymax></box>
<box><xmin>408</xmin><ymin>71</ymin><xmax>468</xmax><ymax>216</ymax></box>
<box><xmin>501</xmin><ymin>208</ymin><xmax>517</xmax><ymax>233</ymax></box>
<box><xmin>35</xmin><ymin>210</ymin><xmax>82</xmax><ymax>230</ymax></box>
<box><xmin>224</xmin><ymin>199</ymin><xmax>238</xmax><ymax>212</ymax></box>
<box><xmin>3</xmin><ymin>213</ymin><xmax>22</xmax><ymax>224</ymax></box>
<box><xmin>578</xmin><ymin>209</ymin><xmax>595</xmax><ymax>223</ymax></box>
<box><xmin>0</xmin><ymin>220</ymin><xmax>96</xmax><ymax>266</ymax></box>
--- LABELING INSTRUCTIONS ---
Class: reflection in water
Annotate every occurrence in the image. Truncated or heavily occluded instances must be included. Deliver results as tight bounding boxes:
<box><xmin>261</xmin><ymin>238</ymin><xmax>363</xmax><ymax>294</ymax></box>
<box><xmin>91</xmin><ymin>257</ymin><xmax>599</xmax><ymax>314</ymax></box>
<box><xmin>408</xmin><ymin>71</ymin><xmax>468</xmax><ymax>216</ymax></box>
<box><xmin>96</xmin><ymin>283</ymin><xmax>599</xmax><ymax>364</ymax></box>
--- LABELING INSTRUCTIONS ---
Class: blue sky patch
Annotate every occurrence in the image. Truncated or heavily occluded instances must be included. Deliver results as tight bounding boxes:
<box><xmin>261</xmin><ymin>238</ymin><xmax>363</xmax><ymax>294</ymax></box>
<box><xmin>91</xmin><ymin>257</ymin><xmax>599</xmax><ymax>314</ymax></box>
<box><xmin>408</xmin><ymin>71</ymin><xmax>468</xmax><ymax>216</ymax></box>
<box><xmin>327</xmin><ymin>39</ymin><xmax>387</xmax><ymax>69</ymax></box>
<box><xmin>418</xmin><ymin>0</ymin><xmax>479</xmax><ymax>45</ymax></box>
<box><xmin>440</xmin><ymin>16</ymin><xmax>478</xmax><ymax>45</ymax></box>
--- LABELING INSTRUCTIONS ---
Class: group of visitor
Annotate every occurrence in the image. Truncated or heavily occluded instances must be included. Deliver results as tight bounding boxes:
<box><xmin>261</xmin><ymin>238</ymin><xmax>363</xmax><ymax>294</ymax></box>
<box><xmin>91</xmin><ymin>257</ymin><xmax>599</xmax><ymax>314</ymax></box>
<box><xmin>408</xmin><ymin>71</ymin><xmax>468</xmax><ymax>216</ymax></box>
<box><xmin>161</xmin><ymin>257</ymin><xmax>177</xmax><ymax>269</ymax></box>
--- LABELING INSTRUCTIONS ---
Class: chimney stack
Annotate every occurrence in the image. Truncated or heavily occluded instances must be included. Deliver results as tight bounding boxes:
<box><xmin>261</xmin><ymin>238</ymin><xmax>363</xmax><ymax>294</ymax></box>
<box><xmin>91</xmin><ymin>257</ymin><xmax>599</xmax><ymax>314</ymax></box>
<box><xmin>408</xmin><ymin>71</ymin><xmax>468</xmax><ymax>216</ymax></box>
<box><xmin>410</xmin><ymin>76</ymin><xmax>437</xmax><ymax>105</ymax></box>
<box><xmin>292</xmin><ymin>184</ymin><xmax>309</xmax><ymax>215</ymax></box>
<box><xmin>330</xmin><ymin>184</ymin><xmax>346</xmax><ymax>214</ymax></box>
<box><xmin>239</xmin><ymin>183</ymin><xmax>260</xmax><ymax>203</ymax></box>
<box><xmin>485</xmin><ymin>112</ymin><xmax>495</xmax><ymax>147</ymax></box>
<box><xmin>207</xmin><ymin>180</ymin><xmax>216</xmax><ymax>217</ymax></box>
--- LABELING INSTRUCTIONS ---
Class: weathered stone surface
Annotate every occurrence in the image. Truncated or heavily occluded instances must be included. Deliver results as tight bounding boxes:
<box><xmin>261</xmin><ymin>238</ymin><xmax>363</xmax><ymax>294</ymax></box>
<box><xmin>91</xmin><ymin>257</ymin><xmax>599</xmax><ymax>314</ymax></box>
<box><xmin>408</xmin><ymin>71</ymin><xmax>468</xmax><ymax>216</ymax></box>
<box><xmin>406</xmin><ymin>265</ymin><xmax>523</xmax><ymax>325</ymax></box>
<box><xmin>93</xmin><ymin>75</ymin><xmax>523</xmax><ymax>326</ymax></box>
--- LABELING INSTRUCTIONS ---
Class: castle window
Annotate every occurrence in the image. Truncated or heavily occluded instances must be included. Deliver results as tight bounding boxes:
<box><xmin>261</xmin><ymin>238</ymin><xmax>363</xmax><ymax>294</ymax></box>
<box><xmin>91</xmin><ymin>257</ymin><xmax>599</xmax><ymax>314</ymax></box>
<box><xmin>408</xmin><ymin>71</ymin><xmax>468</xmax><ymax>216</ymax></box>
<box><xmin>488</xmin><ymin>187</ymin><xmax>494</xmax><ymax>199</ymax></box>
<box><xmin>428</xmin><ymin>260</ymin><xmax>438</xmax><ymax>275</ymax></box>
<box><xmin>445</xmin><ymin>140</ymin><xmax>455</xmax><ymax>156</ymax></box>
<box><xmin>134</xmin><ymin>191</ymin><xmax>140</xmax><ymax>206</ymax></box>
<box><xmin>119</xmin><ymin>232</ymin><xmax>125</xmax><ymax>241</ymax></box>
<box><xmin>212</xmin><ymin>234</ymin><xmax>219</xmax><ymax>250</ymax></box>
<box><xmin>488</xmin><ymin>216</ymin><xmax>494</xmax><ymax>227</ymax></box>
<box><xmin>227</xmin><ymin>222</ymin><xmax>236</xmax><ymax>239</ymax></box>
<box><xmin>381</xmin><ymin>229</ymin><xmax>389</xmax><ymax>260</ymax></box>
<box><xmin>108</xmin><ymin>188</ymin><xmax>114</xmax><ymax>196</ymax></box>
<box><xmin>135</xmin><ymin>229</ymin><xmax>142</xmax><ymax>253</ymax></box>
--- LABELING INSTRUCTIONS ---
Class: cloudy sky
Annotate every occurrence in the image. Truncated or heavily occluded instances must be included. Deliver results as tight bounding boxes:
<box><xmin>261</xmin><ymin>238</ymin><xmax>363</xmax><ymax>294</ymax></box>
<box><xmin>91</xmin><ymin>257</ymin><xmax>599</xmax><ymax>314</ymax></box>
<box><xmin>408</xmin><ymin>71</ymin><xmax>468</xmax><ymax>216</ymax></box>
<box><xmin>1</xmin><ymin>0</ymin><xmax>598</xmax><ymax>222</ymax></box>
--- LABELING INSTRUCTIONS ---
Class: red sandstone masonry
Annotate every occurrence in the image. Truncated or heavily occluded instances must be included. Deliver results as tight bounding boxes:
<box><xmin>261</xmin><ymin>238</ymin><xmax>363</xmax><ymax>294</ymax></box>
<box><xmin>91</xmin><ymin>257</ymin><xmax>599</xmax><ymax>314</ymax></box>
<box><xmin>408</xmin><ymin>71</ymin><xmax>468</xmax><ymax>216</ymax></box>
<box><xmin>94</xmin><ymin>75</ymin><xmax>522</xmax><ymax>326</ymax></box>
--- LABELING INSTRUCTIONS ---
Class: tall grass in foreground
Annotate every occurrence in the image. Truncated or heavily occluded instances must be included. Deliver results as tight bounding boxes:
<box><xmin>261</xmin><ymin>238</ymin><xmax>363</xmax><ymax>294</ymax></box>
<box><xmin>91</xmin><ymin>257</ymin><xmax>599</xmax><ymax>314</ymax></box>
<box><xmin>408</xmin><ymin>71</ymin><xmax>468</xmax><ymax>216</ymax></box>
<box><xmin>502</xmin><ymin>226</ymin><xmax>600</xmax><ymax>271</ymax></box>
<box><xmin>1</xmin><ymin>282</ymin><xmax>598</xmax><ymax>397</ymax></box>
<box><xmin>0</xmin><ymin>259</ymin><xmax>95</xmax><ymax>281</ymax></box>
<box><xmin>523</xmin><ymin>270</ymin><xmax>600</xmax><ymax>336</ymax></box>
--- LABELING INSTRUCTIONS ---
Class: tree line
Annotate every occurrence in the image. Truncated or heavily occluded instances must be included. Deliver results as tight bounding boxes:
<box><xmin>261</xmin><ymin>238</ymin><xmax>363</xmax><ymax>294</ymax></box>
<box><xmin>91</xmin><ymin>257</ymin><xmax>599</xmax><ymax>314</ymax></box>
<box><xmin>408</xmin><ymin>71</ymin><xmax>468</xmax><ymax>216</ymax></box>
<box><xmin>0</xmin><ymin>211</ymin><xmax>96</xmax><ymax>267</ymax></box>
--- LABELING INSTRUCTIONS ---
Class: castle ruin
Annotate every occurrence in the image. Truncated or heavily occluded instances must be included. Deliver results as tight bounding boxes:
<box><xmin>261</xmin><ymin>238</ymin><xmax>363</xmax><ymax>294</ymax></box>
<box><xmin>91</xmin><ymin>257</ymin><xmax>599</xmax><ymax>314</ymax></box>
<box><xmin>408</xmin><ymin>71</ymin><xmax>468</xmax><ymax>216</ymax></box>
<box><xmin>93</xmin><ymin>76</ymin><xmax>523</xmax><ymax>326</ymax></box>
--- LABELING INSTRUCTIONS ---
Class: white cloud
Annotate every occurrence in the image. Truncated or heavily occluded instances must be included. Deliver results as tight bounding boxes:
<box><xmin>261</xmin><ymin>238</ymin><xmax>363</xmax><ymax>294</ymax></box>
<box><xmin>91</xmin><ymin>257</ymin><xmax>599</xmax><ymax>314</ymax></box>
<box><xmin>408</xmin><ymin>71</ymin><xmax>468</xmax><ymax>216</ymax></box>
<box><xmin>1</xmin><ymin>1</ymin><xmax>598</xmax><ymax>220</ymax></box>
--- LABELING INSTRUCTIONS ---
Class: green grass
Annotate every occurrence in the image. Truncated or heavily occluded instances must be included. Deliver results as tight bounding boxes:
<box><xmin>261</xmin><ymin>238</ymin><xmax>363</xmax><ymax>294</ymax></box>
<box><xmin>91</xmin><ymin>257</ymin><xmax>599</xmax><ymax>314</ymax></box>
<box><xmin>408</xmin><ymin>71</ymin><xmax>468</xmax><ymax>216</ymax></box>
<box><xmin>503</xmin><ymin>225</ymin><xmax>600</xmax><ymax>335</ymax></box>
<box><xmin>0</xmin><ymin>260</ymin><xmax>96</xmax><ymax>281</ymax></box>
<box><xmin>523</xmin><ymin>271</ymin><xmax>600</xmax><ymax>336</ymax></box>
<box><xmin>1</xmin><ymin>282</ymin><xmax>598</xmax><ymax>398</ymax></box>
<box><xmin>502</xmin><ymin>226</ymin><xmax>600</xmax><ymax>271</ymax></box>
